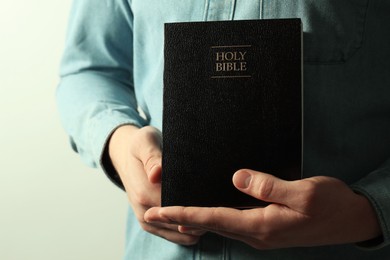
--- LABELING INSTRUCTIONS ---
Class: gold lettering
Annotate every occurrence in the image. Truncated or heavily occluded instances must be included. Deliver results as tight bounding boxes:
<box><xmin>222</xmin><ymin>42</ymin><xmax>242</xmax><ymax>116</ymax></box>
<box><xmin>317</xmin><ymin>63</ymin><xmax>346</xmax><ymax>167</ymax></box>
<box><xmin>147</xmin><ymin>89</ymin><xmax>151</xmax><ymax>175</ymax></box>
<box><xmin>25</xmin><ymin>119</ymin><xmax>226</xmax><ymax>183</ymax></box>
<box><xmin>213</xmin><ymin>49</ymin><xmax>249</xmax><ymax>73</ymax></box>
<box><xmin>225</xmin><ymin>52</ymin><xmax>234</xmax><ymax>61</ymax></box>
<box><xmin>214</xmin><ymin>62</ymin><xmax>248</xmax><ymax>72</ymax></box>
<box><xmin>240</xmin><ymin>62</ymin><xmax>247</xmax><ymax>71</ymax></box>
<box><xmin>239</xmin><ymin>51</ymin><xmax>247</xmax><ymax>60</ymax></box>
<box><xmin>216</xmin><ymin>52</ymin><xmax>224</xmax><ymax>61</ymax></box>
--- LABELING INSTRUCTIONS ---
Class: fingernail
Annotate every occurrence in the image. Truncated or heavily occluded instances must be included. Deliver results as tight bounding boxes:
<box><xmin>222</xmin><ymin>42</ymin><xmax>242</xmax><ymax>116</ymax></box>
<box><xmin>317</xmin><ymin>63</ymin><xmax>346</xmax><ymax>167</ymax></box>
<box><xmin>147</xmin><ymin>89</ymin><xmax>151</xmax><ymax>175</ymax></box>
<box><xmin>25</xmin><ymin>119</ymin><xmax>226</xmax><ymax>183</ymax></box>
<box><xmin>233</xmin><ymin>170</ymin><xmax>251</xmax><ymax>189</ymax></box>
<box><xmin>179</xmin><ymin>226</ymin><xmax>206</xmax><ymax>236</ymax></box>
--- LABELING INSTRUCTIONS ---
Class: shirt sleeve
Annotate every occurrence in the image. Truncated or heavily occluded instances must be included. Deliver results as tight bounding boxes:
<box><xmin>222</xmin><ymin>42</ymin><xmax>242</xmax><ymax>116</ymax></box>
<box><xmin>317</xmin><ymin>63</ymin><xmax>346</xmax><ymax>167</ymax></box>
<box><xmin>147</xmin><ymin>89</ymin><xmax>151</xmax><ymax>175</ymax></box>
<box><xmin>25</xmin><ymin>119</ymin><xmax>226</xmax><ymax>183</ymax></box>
<box><xmin>351</xmin><ymin>158</ymin><xmax>390</xmax><ymax>249</ymax></box>
<box><xmin>56</xmin><ymin>0</ymin><xmax>147</xmax><ymax>188</ymax></box>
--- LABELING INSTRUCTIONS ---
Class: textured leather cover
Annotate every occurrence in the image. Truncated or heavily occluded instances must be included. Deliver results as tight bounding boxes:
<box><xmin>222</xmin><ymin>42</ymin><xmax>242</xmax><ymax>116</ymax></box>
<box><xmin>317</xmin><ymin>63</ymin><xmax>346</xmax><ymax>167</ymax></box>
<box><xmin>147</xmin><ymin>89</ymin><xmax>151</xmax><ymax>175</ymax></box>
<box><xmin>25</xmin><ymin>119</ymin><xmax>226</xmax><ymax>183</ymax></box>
<box><xmin>162</xmin><ymin>19</ymin><xmax>302</xmax><ymax>207</ymax></box>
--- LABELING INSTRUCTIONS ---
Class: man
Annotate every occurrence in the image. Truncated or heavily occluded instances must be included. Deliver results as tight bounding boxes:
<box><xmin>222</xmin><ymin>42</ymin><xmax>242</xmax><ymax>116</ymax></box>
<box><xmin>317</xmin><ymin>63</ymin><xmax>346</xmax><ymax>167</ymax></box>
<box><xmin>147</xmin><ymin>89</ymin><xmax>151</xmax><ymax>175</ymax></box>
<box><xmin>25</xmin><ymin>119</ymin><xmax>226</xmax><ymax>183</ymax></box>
<box><xmin>57</xmin><ymin>0</ymin><xmax>390</xmax><ymax>258</ymax></box>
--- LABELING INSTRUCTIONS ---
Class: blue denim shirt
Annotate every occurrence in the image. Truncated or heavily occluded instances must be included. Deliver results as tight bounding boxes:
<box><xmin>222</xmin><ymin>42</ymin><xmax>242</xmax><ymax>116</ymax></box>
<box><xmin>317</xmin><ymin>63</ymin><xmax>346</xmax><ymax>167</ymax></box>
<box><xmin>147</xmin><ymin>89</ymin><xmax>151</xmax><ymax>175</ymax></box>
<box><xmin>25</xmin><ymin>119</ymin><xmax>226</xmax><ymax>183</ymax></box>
<box><xmin>57</xmin><ymin>0</ymin><xmax>390</xmax><ymax>259</ymax></box>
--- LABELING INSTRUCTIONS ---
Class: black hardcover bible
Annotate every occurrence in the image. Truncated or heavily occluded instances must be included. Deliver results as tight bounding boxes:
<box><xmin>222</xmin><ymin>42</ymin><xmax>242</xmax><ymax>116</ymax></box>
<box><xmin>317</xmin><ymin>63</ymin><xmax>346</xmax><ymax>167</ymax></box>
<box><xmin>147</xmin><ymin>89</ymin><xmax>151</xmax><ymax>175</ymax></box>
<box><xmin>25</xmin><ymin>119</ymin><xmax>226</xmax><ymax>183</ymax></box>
<box><xmin>162</xmin><ymin>19</ymin><xmax>303</xmax><ymax>208</ymax></box>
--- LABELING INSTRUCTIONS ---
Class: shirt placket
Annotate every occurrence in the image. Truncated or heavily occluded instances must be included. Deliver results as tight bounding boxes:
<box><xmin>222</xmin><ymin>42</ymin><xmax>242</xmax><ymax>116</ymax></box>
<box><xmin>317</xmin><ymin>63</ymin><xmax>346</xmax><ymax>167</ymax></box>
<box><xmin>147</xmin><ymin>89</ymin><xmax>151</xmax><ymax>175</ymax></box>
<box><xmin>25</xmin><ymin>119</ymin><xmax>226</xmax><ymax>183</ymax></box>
<box><xmin>204</xmin><ymin>0</ymin><xmax>236</xmax><ymax>21</ymax></box>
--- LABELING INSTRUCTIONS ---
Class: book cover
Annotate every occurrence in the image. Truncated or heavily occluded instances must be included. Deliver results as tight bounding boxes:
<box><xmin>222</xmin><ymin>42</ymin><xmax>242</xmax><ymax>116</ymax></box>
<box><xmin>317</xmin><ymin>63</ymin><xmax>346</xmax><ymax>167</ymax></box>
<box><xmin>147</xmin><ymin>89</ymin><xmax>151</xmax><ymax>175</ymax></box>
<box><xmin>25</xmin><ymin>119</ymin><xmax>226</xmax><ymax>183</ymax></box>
<box><xmin>162</xmin><ymin>19</ymin><xmax>303</xmax><ymax>208</ymax></box>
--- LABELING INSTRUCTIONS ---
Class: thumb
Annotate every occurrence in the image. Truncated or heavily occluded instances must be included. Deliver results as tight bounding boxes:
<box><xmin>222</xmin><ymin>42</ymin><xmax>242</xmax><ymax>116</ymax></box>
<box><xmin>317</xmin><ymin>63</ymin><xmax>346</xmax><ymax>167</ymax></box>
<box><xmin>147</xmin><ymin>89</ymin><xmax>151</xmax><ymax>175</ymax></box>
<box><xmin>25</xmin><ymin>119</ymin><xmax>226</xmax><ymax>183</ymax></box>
<box><xmin>137</xmin><ymin>127</ymin><xmax>162</xmax><ymax>183</ymax></box>
<box><xmin>232</xmin><ymin>169</ymin><xmax>298</xmax><ymax>206</ymax></box>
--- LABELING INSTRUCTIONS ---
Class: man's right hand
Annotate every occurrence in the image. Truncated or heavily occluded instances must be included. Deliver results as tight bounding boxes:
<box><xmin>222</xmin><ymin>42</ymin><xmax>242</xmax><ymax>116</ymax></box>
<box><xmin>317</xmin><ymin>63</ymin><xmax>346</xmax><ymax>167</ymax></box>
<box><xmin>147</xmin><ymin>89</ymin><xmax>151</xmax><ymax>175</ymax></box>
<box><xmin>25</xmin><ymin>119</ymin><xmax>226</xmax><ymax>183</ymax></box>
<box><xmin>108</xmin><ymin>125</ymin><xmax>204</xmax><ymax>245</ymax></box>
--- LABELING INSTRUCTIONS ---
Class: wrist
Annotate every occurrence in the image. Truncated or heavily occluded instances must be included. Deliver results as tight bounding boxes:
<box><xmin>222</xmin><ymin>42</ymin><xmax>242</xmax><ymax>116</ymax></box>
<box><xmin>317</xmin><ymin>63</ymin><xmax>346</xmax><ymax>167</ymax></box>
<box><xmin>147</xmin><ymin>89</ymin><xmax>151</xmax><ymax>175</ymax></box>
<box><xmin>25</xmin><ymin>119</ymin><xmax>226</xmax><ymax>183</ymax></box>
<box><xmin>108</xmin><ymin>124</ymin><xmax>140</xmax><ymax>174</ymax></box>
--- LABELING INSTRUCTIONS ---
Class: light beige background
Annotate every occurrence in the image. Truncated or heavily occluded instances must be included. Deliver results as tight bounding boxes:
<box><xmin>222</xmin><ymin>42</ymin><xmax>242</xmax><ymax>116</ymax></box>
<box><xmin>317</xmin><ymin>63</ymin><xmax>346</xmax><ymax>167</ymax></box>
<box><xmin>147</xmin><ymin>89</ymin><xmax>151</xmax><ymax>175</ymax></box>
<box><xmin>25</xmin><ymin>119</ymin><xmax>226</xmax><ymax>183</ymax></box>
<box><xmin>0</xmin><ymin>1</ymin><xmax>128</xmax><ymax>259</ymax></box>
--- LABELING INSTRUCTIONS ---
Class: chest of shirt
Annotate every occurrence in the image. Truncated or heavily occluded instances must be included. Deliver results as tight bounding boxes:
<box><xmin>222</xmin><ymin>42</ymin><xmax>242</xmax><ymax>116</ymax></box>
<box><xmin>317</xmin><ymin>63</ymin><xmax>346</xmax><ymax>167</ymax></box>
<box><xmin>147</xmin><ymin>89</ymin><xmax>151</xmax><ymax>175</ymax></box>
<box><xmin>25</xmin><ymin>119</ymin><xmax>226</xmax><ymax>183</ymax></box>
<box><xmin>130</xmin><ymin>0</ymin><xmax>372</xmax><ymax>64</ymax></box>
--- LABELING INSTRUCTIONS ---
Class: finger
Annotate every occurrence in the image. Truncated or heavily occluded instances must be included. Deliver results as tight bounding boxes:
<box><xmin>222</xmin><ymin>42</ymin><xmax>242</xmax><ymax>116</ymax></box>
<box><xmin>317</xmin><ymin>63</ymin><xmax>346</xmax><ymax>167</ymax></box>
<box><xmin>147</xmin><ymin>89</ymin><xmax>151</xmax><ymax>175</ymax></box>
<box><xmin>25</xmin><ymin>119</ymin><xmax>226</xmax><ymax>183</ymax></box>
<box><xmin>142</xmin><ymin>223</ymin><xmax>201</xmax><ymax>246</ymax></box>
<box><xmin>146</xmin><ymin>207</ymin><xmax>290</xmax><ymax>250</ymax></box>
<box><xmin>126</xmin><ymin>157</ymin><xmax>161</xmax><ymax>207</ymax></box>
<box><xmin>131</xmin><ymin>196</ymin><xmax>186</xmax><ymax>234</ymax></box>
<box><xmin>145</xmin><ymin>207</ymin><xmax>257</xmax><ymax>235</ymax></box>
<box><xmin>232</xmin><ymin>169</ymin><xmax>301</xmax><ymax>207</ymax></box>
<box><xmin>137</xmin><ymin>127</ymin><xmax>162</xmax><ymax>183</ymax></box>
<box><xmin>178</xmin><ymin>226</ymin><xmax>208</xmax><ymax>236</ymax></box>
<box><xmin>178</xmin><ymin>224</ymin><xmax>268</xmax><ymax>249</ymax></box>
<box><xmin>147</xmin><ymin>164</ymin><xmax>162</xmax><ymax>184</ymax></box>
<box><xmin>143</xmin><ymin>217</ymin><xmax>190</xmax><ymax>233</ymax></box>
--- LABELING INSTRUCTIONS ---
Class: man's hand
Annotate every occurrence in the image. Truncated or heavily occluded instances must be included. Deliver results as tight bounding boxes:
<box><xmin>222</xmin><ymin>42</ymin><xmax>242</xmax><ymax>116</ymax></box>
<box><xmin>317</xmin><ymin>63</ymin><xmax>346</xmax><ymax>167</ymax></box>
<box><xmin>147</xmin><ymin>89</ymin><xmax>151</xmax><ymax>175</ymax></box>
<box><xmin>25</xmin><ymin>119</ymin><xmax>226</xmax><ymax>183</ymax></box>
<box><xmin>145</xmin><ymin>169</ymin><xmax>381</xmax><ymax>249</ymax></box>
<box><xmin>109</xmin><ymin>125</ymin><xmax>204</xmax><ymax>245</ymax></box>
